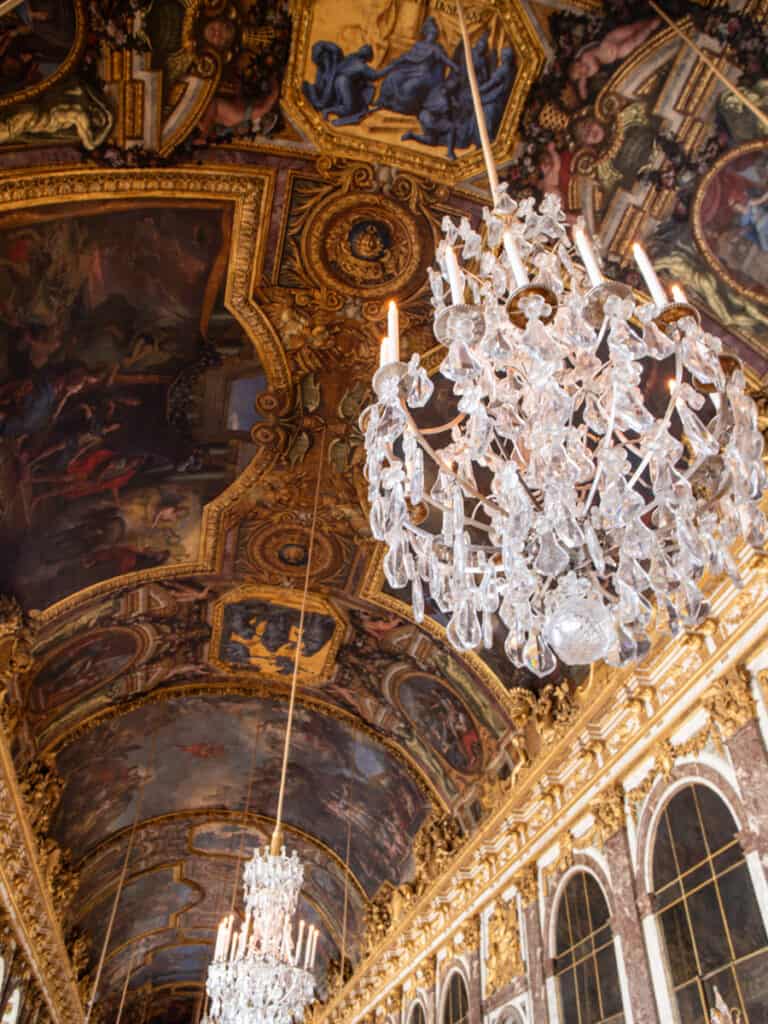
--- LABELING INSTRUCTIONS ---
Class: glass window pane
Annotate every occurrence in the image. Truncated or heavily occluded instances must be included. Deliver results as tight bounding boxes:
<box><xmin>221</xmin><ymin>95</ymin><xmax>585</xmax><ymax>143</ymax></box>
<box><xmin>718</xmin><ymin>863</ymin><xmax>768</xmax><ymax>959</ymax></box>
<box><xmin>675</xmin><ymin>981</ymin><xmax>704</xmax><ymax>1024</ymax></box>
<box><xmin>736</xmin><ymin>949</ymin><xmax>768</xmax><ymax>1022</ymax></box>
<box><xmin>556</xmin><ymin>891</ymin><xmax>572</xmax><ymax>954</ymax></box>
<box><xmin>656</xmin><ymin>880</ymin><xmax>682</xmax><ymax>910</ymax></box>
<box><xmin>660</xmin><ymin>902</ymin><xmax>697</xmax><ymax>986</ymax></box>
<box><xmin>686</xmin><ymin>883</ymin><xmax>731</xmax><ymax>974</ymax></box>
<box><xmin>653</xmin><ymin>812</ymin><xmax>677</xmax><ymax>890</ymax></box>
<box><xmin>713</xmin><ymin>843</ymin><xmax>742</xmax><ymax>875</ymax></box>
<box><xmin>597</xmin><ymin>945</ymin><xmax>624</xmax><ymax>1018</ymax></box>
<box><xmin>695</xmin><ymin>785</ymin><xmax>737</xmax><ymax>853</ymax></box>
<box><xmin>577</xmin><ymin>957</ymin><xmax>600</xmax><ymax>1022</ymax></box>
<box><xmin>702</xmin><ymin>966</ymin><xmax>741</xmax><ymax>1022</ymax></box>
<box><xmin>559</xmin><ymin>969</ymin><xmax>579</xmax><ymax>1024</ymax></box>
<box><xmin>585</xmin><ymin>874</ymin><xmax>610</xmax><ymax>929</ymax></box>
<box><xmin>668</xmin><ymin>787</ymin><xmax>707</xmax><ymax>873</ymax></box>
<box><xmin>568</xmin><ymin>877</ymin><xmax>591</xmax><ymax>944</ymax></box>
<box><xmin>682</xmin><ymin>863</ymin><xmax>712</xmax><ymax>895</ymax></box>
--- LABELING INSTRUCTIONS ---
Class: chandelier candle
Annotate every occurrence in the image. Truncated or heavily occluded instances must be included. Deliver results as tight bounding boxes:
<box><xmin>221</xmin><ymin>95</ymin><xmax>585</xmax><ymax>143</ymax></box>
<box><xmin>670</xmin><ymin>283</ymin><xmax>688</xmax><ymax>304</ymax></box>
<box><xmin>572</xmin><ymin>222</ymin><xmax>603</xmax><ymax>287</ymax></box>
<box><xmin>442</xmin><ymin>242</ymin><xmax>464</xmax><ymax>305</ymax></box>
<box><xmin>632</xmin><ymin>241</ymin><xmax>668</xmax><ymax>308</ymax></box>
<box><xmin>502</xmin><ymin>227</ymin><xmax>529</xmax><ymax>288</ymax></box>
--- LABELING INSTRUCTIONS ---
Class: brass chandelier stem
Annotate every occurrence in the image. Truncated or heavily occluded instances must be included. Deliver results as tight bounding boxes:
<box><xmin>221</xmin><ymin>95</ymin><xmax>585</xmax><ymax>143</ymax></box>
<box><xmin>456</xmin><ymin>0</ymin><xmax>500</xmax><ymax>201</ymax></box>
<box><xmin>340</xmin><ymin>820</ymin><xmax>352</xmax><ymax>977</ymax></box>
<box><xmin>84</xmin><ymin>777</ymin><xmax>146</xmax><ymax>1023</ymax></box>
<box><xmin>271</xmin><ymin>428</ymin><xmax>326</xmax><ymax>856</ymax></box>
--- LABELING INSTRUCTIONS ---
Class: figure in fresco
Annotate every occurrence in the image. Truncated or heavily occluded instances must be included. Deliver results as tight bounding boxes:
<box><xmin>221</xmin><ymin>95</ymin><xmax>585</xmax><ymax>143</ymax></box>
<box><xmin>567</xmin><ymin>16</ymin><xmax>660</xmax><ymax>101</ymax></box>
<box><xmin>0</xmin><ymin>0</ymin><xmax>77</xmax><ymax>97</ymax></box>
<box><xmin>303</xmin><ymin>43</ymin><xmax>387</xmax><ymax>126</ymax></box>
<box><xmin>0</xmin><ymin>79</ymin><xmax>113</xmax><ymax>148</ymax></box>
<box><xmin>222</xmin><ymin>600</ymin><xmax>336</xmax><ymax>678</ymax></box>
<box><xmin>375</xmin><ymin>17</ymin><xmax>458</xmax><ymax>117</ymax></box>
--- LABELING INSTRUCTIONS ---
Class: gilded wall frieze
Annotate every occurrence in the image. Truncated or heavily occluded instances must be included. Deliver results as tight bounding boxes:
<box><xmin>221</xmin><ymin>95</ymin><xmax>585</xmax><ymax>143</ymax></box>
<box><xmin>320</xmin><ymin>555</ymin><xmax>768</xmax><ymax>1024</ymax></box>
<box><xmin>484</xmin><ymin>899</ymin><xmax>523</xmax><ymax>996</ymax></box>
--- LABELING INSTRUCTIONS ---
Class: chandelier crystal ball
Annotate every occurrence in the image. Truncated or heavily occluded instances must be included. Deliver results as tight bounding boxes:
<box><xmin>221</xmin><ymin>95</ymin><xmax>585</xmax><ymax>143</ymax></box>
<box><xmin>205</xmin><ymin>845</ymin><xmax>316</xmax><ymax>1024</ymax></box>
<box><xmin>362</xmin><ymin>189</ymin><xmax>766</xmax><ymax>675</ymax></box>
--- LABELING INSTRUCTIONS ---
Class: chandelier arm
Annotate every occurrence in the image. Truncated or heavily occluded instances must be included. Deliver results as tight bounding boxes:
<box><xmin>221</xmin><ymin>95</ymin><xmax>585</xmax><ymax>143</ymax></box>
<box><xmin>418</xmin><ymin>412</ymin><xmax>467</xmax><ymax>436</ymax></box>
<box><xmin>272</xmin><ymin>428</ymin><xmax>326</xmax><ymax>855</ymax></box>
<box><xmin>402</xmin><ymin>400</ymin><xmax>543</xmax><ymax>513</ymax></box>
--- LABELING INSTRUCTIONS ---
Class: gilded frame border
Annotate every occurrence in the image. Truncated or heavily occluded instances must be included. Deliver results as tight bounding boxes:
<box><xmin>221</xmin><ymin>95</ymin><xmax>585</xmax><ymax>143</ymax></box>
<box><xmin>0</xmin><ymin>0</ymin><xmax>87</xmax><ymax>110</ymax></box>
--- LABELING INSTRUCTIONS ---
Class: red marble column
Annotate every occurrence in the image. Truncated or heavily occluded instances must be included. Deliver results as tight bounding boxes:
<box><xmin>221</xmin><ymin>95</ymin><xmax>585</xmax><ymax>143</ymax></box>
<box><xmin>727</xmin><ymin>718</ymin><xmax>768</xmax><ymax>858</ymax></box>
<box><xmin>604</xmin><ymin>826</ymin><xmax>660</xmax><ymax>1024</ymax></box>
<box><xmin>521</xmin><ymin>898</ymin><xmax>549</xmax><ymax>1024</ymax></box>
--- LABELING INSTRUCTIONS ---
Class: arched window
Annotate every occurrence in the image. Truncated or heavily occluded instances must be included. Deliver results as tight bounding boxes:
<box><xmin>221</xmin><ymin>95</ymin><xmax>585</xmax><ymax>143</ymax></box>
<box><xmin>1</xmin><ymin>987</ymin><xmax>20</xmax><ymax>1024</ymax></box>
<box><xmin>409</xmin><ymin>1002</ymin><xmax>426</xmax><ymax>1024</ymax></box>
<box><xmin>442</xmin><ymin>972</ymin><xmax>469</xmax><ymax>1024</ymax></box>
<box><xmin>554</xmin><ymin>871</ymin><xmax>625</xmax><ymax>1023</ymax></box>
<box><xmin>652</xmin><ymin>783</ymin><xmax>768</xmax><ymax>1021</ymax></box>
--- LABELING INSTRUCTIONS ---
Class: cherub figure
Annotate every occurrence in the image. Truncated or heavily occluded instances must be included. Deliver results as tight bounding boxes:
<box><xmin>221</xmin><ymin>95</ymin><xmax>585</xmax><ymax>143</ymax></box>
<box><xmin>568</xmin><ymin>17</ymin><xmax>660</xmax><ymax>101</ymax></box>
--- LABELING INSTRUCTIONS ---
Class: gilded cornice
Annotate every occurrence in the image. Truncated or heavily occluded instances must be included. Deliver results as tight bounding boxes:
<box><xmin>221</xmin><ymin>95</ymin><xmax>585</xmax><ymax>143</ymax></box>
<box><xmin>321</xmin><ymin>549</ymin><xmax>768</xmax><ymax>1024</ymax></box>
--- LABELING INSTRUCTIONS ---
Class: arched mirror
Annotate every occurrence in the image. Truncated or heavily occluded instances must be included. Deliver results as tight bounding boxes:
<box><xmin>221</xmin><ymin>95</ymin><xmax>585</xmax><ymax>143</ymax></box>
<box><xmin>442</xmin><ymin>971</ymin><xmax>469</xmax><ymax>1024</ymax></box>
<box><xmin>653</xmin><ymin>782</ymin><xmax>768</xmax><ymax>1021</ymax></box>
<box><xmin>554</xmin><ymin>871</ymin><xmax>625</xmax><ymax>1023</ymax></box>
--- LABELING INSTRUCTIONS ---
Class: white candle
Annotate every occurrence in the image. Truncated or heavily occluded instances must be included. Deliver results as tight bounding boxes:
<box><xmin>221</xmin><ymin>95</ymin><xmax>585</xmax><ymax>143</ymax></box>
<box><xmin>387</xmin><ymin>300</ymin><xmax>400</xmax><ymax>356</ymax></box>
<box><xmin>295</xmin><ymin>919</ymin><xmax>305</xmax><ymax>967</ymax></box>
<box><xmin>572</xmin><ymin>222</ymin><xmax>603</xmax><ymax>286</ymax></box>
<box><xmin>379</xmin><ymin>336</ymin><xmax>397</xmax><ymax>369</ymax></box>
<box><xmin>303</xmin><ymin>923</ymin><xmax>312</xmax><ymax>969</ymax></box>
<box><xmin>442</xmin><ymin>243</ymin><xmax>464</xmax><ymax>305</ymax></box>
<box><xmin>632</xmin><ymin>242</ymin><xmax>667</xmax><ymax>307</ymax></box>
<box><xmin>310</xmin><ymin>926</ymin><xmax>319</xmax><ymax>967</ymax></box>
<box><xmin>503</xmin><ymin>228</ymin><xmax>529</xmax><ymax>288</ymax></box>
<box><xmin>670</xmin><ymin>282</ymin><xmax>688</xmax><ymax>303</ymax></box>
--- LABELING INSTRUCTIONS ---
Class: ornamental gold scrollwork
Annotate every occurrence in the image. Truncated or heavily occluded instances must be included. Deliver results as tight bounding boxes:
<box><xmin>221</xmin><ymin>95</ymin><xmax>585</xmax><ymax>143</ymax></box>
<box><xmin>535</xmin><ymin>679</ymin><xmax>578</xmax><ymax>745</ymax></box>
<box><xmin>485</xmin><ymin>898</ymin><xmax>524</xmax><ymax>996</ymax></box>
<box><xmin>705</xmin><ymin>666</ymin><xmax>757</xmax><ymax>739</ymax></box>
<box><xmin>512</xmin><ymin>865</ymin><xmax>538</xmax><ymax>908</ymax></box>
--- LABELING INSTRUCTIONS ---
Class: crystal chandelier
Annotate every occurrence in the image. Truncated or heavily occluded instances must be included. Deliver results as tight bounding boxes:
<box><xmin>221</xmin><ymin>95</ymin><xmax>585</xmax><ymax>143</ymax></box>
<box><xmin>205</xmin><ymin>848</ymin><xmax>317</xmax><ymax>1024</ymax></box>
<box><xmin>204</xmin><ymin>438</ymin><xmax>328</xmax><ymax>1023</ymax></box>
<box><xmin>362</xmin><ymin>5</ymin><xmax>766</xmax><ymax>677</ymax></box>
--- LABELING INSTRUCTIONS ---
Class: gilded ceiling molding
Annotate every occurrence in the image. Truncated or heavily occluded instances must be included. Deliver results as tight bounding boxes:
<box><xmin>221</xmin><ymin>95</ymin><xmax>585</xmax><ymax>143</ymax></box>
<box><xmin>39</xmin><ymin>680</ymin><xmax>445</xmax><ymax>812</ymax></box>
<box><xmin>320</xmin><ymin>551</ymin><xmax>768</xmax><ymax>1024</ymax></box>
<box><xmin>0</xmin><ymin>730</ymin><xmax>84</xmax><ymax>1023</ymax></box>
<box><xmin>75</xmin><ymin>808</ymin><xmax>367</xmax><ymax>902</ymax></box>
<box><xmin>0</xmin><ymin>165</ymin><xmax>289</xmax><ymax>626</ymax></box>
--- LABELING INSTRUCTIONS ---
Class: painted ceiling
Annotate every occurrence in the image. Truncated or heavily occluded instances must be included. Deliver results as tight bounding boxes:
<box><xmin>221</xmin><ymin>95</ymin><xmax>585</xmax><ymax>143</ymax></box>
<box><xmin>0</xmin><ymin>0</ymin><xmax>766</xmax><ymax>1019</ymax></box>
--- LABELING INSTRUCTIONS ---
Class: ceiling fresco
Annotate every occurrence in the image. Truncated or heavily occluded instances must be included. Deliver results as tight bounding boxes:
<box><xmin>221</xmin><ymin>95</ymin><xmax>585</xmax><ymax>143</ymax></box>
<box><xmin>0</xmin><ymin>0</ymin><xmax>766</xmax><ymax>1020</ymax></box>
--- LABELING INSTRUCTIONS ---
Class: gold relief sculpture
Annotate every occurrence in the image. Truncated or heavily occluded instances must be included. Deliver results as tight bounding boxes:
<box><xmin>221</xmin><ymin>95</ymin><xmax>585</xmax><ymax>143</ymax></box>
<box><xmin>512</xmin><ymin>865</ymin><xmax>538</xmax><ymax>908</ymax></box>
<box><xmin>535</xmin><ymin>679</ymin><xmax>578</xmax><ymax>745</ymax></box>
<box><xmin>505</xmin><ymin>688</ymin><xmax>536</xmax><ymax>732</ymax></box>
<box><xmin>704</xmin><ymin>666</ymin><xmax>757</xmax><ymax>739</ymax></box>
<box><xmin>485</xmin><ymin>898</ymin><xmax>524</xmax><ymax>996</ymax></box>
<box><xmin>590</xmin><ymin>785</ymin><xmax>626</xmax><ymax>847</ymax></box>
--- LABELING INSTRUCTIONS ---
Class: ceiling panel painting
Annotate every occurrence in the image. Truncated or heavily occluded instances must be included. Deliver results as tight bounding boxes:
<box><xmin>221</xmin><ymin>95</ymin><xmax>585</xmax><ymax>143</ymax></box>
<box><xmin>0</xmin><ymin>195</ymin><xmax>271</xmax><ymax>612</ymax></box>
<box><xmin>284</xmin><ymin>0</ymin><xmax>543</xmax><ymax>179</ymax></box>
<box><xmin>52</xmin><ymin>693</ymin><xmax>432</xmax><ymax>894</ymax></box>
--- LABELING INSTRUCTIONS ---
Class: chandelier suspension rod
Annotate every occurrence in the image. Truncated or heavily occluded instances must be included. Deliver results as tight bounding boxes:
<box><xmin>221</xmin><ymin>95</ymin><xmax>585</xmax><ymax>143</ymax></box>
<box><xmin>340</xmin><ymin>820</ymin><xmax>352</xmax><ymax>979</ymax></box>
<box><xmin>114</xmin><ymin>949</ymin><xmax>136</xmax><ymax>1024</ymax></box>
<box><xmin>271</xmin><ymin>427</ymin><xmax>327</xmax><ymax>856</ymax></box>
<box><xmin>456</xmin><ymin>0</ymin><xmax>499</xmax><ymax>200</ymax></box>
<box><xmin>84</xmin><ymin>766</ymin><xmax>148</xmax><ymax>1024</ymax></box>
<box><xmin>648</xmin><ymin>1</ymin><xmax>768</xmax><ymax>132</ymax></box>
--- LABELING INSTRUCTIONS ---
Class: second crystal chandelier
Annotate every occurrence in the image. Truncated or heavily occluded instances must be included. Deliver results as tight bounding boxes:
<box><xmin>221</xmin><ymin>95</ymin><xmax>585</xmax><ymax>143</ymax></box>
<box><xmin>362</xmin><ymin>5</ymin><xmax>766</xmax><ymax>677</ymax></box>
